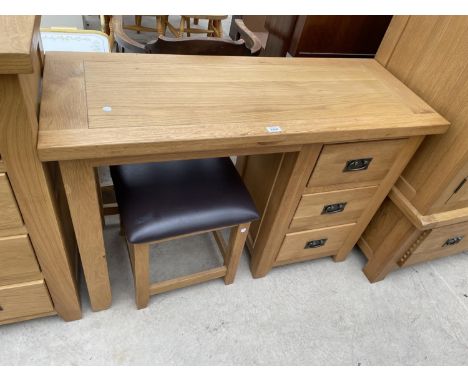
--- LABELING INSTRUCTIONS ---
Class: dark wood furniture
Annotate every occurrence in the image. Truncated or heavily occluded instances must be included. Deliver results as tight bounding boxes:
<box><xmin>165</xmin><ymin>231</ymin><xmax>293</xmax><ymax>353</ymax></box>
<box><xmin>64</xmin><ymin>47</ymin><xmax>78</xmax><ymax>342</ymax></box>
<box><xmin>260</xmin><ymin>16</ymin><xmax>392</xmax><ymax>57</ymax></box>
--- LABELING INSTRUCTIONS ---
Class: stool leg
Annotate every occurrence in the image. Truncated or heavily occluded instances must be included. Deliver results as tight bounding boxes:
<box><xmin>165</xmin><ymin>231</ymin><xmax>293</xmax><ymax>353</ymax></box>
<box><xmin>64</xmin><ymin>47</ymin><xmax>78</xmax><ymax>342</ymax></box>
<box><xmin>224</xmin><ymin>223</ymin><xmax>251</xmax><ymax>285</ymax></box>
<box><xmin>129</xmin><ymin>243</ymin><xmax>150</xmax><ymax>309</ymax></box>
<box><xmin>135</xmin><ymin>15</ymin><xmax>142</xmax><ymax>33</ymax></box>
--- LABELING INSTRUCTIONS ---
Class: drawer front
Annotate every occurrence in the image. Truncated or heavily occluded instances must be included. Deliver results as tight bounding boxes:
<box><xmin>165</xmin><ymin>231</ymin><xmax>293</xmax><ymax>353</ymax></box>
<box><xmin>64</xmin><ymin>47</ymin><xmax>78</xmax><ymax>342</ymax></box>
<box><xmin>405</xmin><ymin>221</ymin><xmax>468</xmax><ymax>266</ymax></box>
<box><xmin>307</xmin><ymin>139</ymin><xmax>406</xmax><ymax>189</ymax></box>
<box><xmin>276</xmin><ymin>223</ymin><xmax>355</xmax><ymax>262</ymax></box>
<box><xmin>0</xmin><ymin>173</ymin><xmax>23</xmax><ymax>231</ymax></box>
<box><xmin>290</xmin><ymin>185</ymin><xmax>377</xmax><ymax>230</ymax></box>
<box><xmin>0</xmin><ymin>235</ymin><xmax>41</xmax><ymax>282</ymax></box>
<box><xmin>0</xmin><ymin>280</ymin><xmax>54</xmax><ymax>322</ymax></box>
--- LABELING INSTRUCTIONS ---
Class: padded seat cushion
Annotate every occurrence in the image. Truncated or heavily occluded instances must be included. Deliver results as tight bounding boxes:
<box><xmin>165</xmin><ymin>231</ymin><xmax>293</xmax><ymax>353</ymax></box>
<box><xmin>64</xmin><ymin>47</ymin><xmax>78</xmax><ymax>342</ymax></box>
<box><xmin>110</xmin><ymin>158</ymin><xmax>259</xmax><ymax>244</ymax></box>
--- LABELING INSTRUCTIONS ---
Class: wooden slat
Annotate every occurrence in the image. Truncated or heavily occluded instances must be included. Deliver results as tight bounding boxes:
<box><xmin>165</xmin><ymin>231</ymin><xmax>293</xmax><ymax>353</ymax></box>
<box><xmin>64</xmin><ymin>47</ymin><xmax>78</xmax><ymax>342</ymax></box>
<box><xmin>389</xmin><ymin>186</ymin><xmax>468</xmax><ymax>230</ymax></box>
<box><xmin>212</xmin><ymin>230</ymin><xmax>228</xmax><ymax>259</ymax></box>
<box><xmin>150</xmin><ymin>266</ymin><xmax>227</xmax><ymax>295</ymax></box>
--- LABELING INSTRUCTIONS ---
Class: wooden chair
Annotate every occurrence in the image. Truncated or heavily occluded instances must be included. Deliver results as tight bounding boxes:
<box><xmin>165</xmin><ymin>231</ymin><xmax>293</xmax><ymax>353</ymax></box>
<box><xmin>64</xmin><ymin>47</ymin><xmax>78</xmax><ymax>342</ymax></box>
<box><xmin>112</xmin><ymin>15</ymin><xmax>262</xmax><ymax>56</ymax></box>
<box><xmin>111</xmin><ymin>159</ymin><xmax>259</xmax><ymax>309</ymax></box>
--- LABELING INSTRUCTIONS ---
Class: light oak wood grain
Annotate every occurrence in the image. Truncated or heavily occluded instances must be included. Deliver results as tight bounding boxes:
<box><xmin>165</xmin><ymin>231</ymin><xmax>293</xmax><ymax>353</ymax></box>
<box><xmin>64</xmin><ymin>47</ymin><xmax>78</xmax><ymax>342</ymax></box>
<box><xmin>38</xmin><ymin>53</ymin><xmax>448</xmax><ymax>162</ymax></box>
<box><xmin>249</xmin><ymin>145</ymin><xmax>323</xmax><ymax>277</ymax></box>
<box><xmin>307</xmin><ymin>139</ymin><xmax>406</xmax><ymax>189</ymax></box>
<box><xmin>59</xmin><ymin>160</ymin><xmax>111</xmax><ymax>311</ymax></box>
<box><xmin>0</xmin><ymin>235</ymin><xmax>41</xmax><ymax>282</ymax></box>
<box><xmin>0</xmin><ymin>279</ymin><xmax>54</xmax><ymax>323</ymax></box>
<box><xmin>378</xmin><ymin>16</ymin><xmax>468</xmax><ymax>214</ymax></box>
<box><xmin>277</xmin><ymin>223</ymin><xmax>356</xmax><ymax>262</ymax></box>
<box><xmin>290</xmin><ymin>185</ymin><xmax>377</xmax><ymax>230</ymax></box>
<box><xmin>407</xmin><ymin>221</ymin><xmax>468</xmax><ymax>264</ymax></box>
<box><xmin>0</xmin><ymin>16</ymin><xmax>39</xmax><ymax>74</ymax></box>
<box><xmin>0</xmin><ymin>173</ymin><xmax>24</xmax><ymax>231</ymax></box>
<box><xmin>334</xmin><ymin>136</ymin><xmax>424</xmax><ymax>262</ymax></box>
<box><xmin>360</xmin><ymin>16</ymin><xmax>468</xmax><ymax>280</ymax></box>
<box><xmin>0</xmin><ymin>18</ymin><xmax>81</xmax><ymax>320</ymax></box>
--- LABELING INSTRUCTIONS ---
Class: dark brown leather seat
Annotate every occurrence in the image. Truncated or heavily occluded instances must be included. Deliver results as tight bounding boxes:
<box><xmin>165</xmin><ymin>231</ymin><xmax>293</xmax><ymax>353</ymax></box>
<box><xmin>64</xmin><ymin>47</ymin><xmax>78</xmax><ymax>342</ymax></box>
<box><xmin>110</xmin><ymin>158</ymin><xmax>259</xmax><ymax>244</ymax></box>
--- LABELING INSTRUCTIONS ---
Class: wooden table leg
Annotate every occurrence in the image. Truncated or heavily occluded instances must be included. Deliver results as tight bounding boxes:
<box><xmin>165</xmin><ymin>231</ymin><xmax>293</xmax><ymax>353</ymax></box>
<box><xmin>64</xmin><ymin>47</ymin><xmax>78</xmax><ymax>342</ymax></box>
<box><xmin>60</xmin><ymin>160</ymin><xmax>112</xmax><ymax>311</ymax></box>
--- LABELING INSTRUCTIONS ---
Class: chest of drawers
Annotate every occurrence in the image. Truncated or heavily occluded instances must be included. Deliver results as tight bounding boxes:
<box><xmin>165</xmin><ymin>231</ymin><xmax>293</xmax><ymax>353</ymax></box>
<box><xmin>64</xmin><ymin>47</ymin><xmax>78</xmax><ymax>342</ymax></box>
<box><xmin>240</xmin><ymin>136</ymin><xmax>436</xmax><ymax>277</ymax></box>
<box><xmin>0</xmin><ymin>16</ymin><xmax>81</xmax><ymax>324</ymax></box>
<box><xmin>0</xmin><ymin>163</ymin><xmax>55</xmax><ymax>324</ymax></box>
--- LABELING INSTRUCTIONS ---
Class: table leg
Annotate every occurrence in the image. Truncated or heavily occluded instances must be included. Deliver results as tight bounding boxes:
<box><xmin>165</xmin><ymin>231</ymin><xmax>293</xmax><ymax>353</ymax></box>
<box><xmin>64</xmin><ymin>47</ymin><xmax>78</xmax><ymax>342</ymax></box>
<box><xmin>60</xmin><ymin>160</ymin><xmax>112</xmax><ymax>311</ymax></box>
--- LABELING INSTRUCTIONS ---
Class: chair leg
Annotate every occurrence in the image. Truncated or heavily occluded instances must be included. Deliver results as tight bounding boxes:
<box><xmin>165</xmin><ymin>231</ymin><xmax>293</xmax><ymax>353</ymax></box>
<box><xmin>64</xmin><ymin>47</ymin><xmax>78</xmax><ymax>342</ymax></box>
<box><xmin>135</xmin><ymin>15</ymin><xmax>142</xmax><ymax>33</ymax></box>
<box><xmin>179</xmin><ymin>16</ymin><xmax>186</xmax><ymax>37</ymax></box>
<box><xmin>224</xmin><ymin>222</ymin><xmax>251</xmax><ymax>285</ymax></box>
<box><xmin>129</xmin><ymin>243</ymin><xmax>150</xmax><ymax>309</ymax></box>
<box><xmin>186</xmin><ymin>18</ymin><xmax>191</xmax><ymax>37</ymax></box>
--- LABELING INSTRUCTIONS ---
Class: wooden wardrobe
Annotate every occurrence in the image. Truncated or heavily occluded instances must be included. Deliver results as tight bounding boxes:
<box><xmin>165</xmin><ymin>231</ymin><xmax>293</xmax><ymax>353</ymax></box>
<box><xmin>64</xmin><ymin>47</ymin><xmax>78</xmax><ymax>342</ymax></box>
<box><xmin>360</xmin><ymin>16</ymin><xmax>468</xmax><ymax>281</ymax></box>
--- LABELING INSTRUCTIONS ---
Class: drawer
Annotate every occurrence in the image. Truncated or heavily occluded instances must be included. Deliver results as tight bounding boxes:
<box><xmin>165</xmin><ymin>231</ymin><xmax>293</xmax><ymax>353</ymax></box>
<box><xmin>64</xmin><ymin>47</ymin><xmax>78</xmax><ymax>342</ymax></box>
<box><xmin>307</xmin><ymin>139</ymin><xmax>406</xmax><ymax>189</ymax></box>
<box><xmin>0</xmin><ymin>280</ymin><xmax>54</xmax><ymax>322</ymax></box>
<box><xmin>404</xmin><ymin>221</ymin><xmax>468</xmax><ymax>267</ymax></box>
<box><xmin>290</xmin><ymin>185</ymin><xmax>377</xmax><ymax>230</ymax></box>
<box><xmin>0</xmin><ymin>173</ymin><xmax>23</xmax><ymax>231</ymax></box>
<box><xmin>276</xmin><ymin>223</ymin><xmax>355</xmax><ymax>263</ymax></box>
<box><xmin>0</xmin><ymin>235</ymin><xmax>41</xmax><ymax>282</ymax></box>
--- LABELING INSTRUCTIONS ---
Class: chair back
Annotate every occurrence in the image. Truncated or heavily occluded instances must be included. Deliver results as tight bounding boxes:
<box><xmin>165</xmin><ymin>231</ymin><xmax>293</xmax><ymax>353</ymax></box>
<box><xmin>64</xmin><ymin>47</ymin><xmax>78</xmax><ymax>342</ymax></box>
<box><xmin>145</xmin><ymin>35</ymin><xmax>253</xmax><ymax>56</ymax></box>
<box><xmin>112</xmin><ymin>16</ymin><xmax>261</xmax><ymax>56</ymax></box>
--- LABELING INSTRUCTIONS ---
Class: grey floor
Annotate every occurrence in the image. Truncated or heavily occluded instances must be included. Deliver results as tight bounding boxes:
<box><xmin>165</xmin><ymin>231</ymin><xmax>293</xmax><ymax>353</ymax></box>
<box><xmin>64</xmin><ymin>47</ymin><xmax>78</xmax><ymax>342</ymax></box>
<box><xmin>1</xmin><ymin>212</ymin><xmax>468</xmax><ymax>365</ymax></box>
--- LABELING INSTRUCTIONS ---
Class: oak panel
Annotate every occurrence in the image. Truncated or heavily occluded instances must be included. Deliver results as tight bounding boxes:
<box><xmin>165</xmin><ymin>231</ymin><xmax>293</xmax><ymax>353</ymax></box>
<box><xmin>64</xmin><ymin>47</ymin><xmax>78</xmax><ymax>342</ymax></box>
<box><xmin>276</xmin><ymin>223</ymin><xmax>355</xmax><ymax>262</ymax></box>
<box><xmin>407</xmin><ymin>221</ymin><xmax>468</xmax><ymax>265</ymax></box>
<box><xmin>0</xmin><ymin>173</ymin><xmax>24</xmax><ymax>232</ymax></box>
<box><xmin>0</xmin><ymin>280</ymin><xmax>54</xmax><ymax>322</ymax></box>
<box><xmin>38</xmin><ymin>52</ymin><xmax>448</xmax><ymax>162</ymax></box>
<box><xmin>0</xmin><ymin>235</ymin><xmax>41</xmax><ymax>281</ymax></box>
<box><xmin>290</xmin><ymin>185</ymin><xmax>377</xmax><ymax>230</ymax></box>
<box><xmin>307</xmin><ymin>139</ymin><xmax>406</xmax><ymax>189</ymax></box>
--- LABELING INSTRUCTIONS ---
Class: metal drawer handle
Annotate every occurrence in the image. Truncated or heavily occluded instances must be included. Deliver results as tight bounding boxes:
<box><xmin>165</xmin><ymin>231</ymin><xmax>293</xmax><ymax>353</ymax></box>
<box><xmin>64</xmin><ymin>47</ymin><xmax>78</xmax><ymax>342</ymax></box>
<box><xmin>443</xmin><ymin>236</ymin><xmax>464</xmax><ymax>247</ymax></box>
<box><xmin>322</xmin><ymin>202</ymin><xmax>347</xmax><ymax>215</ymax></box>
<box><xmin>305</xmin><ymin>238</ymin><xmax>327</xmax><ymax>249</ymax></box>
<box><xmin>343</xmin><ymin>158</ymin><xmax>373</xmax><ymax>172</ymax></box>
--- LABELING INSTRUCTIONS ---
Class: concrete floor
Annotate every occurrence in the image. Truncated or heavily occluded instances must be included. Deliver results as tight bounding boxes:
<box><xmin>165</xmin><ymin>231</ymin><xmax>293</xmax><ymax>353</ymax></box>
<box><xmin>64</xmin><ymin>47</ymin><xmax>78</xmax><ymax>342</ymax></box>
<box><xmin>1</xmin><ymin>213</ymin><xmax>468</xmax><ymax>365</ymax></box>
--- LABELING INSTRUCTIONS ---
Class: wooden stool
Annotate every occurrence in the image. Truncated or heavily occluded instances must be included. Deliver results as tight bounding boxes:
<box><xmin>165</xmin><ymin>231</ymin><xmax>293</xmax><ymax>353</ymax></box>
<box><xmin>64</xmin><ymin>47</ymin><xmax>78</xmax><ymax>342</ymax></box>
<box><xmin>179</xmin><ymin>15</ymin><xmax>228</xmax><ymax>37</ymax></box>
<box><xmin>110</xmin><ymin>158</ymin><xmax>259</xmax><ymax>309</ymax></box>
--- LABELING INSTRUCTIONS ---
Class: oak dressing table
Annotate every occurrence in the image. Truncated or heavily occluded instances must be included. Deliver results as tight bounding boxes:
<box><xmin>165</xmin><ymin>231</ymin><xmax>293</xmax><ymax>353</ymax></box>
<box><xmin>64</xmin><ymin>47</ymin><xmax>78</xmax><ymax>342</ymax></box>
<box><xmin>38</xmin><ymin>52</ymin><xmax>448</xmax><ymax>312</ymax></box>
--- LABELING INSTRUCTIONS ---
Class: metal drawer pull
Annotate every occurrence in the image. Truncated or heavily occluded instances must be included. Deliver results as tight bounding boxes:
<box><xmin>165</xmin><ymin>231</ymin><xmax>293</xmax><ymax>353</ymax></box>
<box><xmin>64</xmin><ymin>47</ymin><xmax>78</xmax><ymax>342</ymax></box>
<box><xmin>443</xmin><ymin>236</ymin><xmax>464</xmax><ymax>247</ymax></box>
<box><xmin>343</xmin><ymin>158</ymin><xmax>373</xmax><ymax>172</ymax></box>
<box><xmin>322</xmin><ymin>202</ymin><xmax>347</xmax><ymax>214</ymax></box>
<box><xmin>305</xmin><ymin>238</ymin><xmax>327</xmax><ymax>249</ymax></box>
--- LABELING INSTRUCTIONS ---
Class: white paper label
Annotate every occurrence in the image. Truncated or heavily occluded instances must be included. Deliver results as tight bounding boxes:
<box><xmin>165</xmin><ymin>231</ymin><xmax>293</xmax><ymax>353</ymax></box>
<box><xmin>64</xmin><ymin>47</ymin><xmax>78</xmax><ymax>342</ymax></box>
<box><xmin>266</xmin><ymin>126</ymin><xmax>282</xmax><ymax>133</ymax></box>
